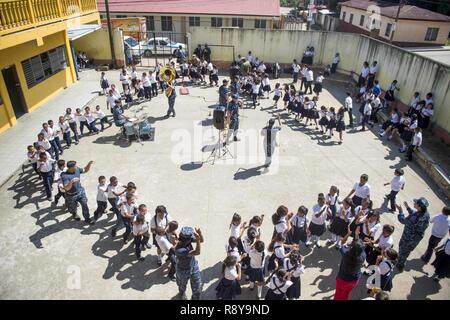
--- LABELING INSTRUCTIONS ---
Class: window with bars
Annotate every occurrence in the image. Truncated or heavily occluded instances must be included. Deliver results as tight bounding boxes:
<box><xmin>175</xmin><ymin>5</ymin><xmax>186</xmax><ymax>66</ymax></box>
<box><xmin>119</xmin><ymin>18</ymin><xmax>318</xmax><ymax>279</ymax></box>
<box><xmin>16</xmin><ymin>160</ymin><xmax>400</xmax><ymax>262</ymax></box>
<box><xmin>425</xmin><ymin>27</ymin><xmax>439</xmax><ymax>41</ymax></box>
<box><xmin>385</xmin><ymin>23</ymin><xmax>392</xmax><ymax>37</ymax></box>
<box><xmin>232</xmin><ymin>17</ymin><xmax>243</xmax><ymax>28</ymax></box>
<box><xmin>189</xmin><ymin>17</ymin><xmax>200</xmax><ymax>27</ymax></box>
<box><xmin>255</xmin><ymin>19</ymin><xmax>266</xmax><ymax>29</ymax></box>
<box><xmin>211</xmin><ymin>17</ymin><xmax>223</xmax><ymax>27</ymax></box>
<box><xmin>349</xmin><ymin>13</ymin><xmax>354</xmax><ymax>24</ymax></box>
<box><xmin>146</xmin><ymin>16</ymin><xmax>155</xmax><ymax>30</ymax></box>
<box><xmin>161</xmin><ymin>16</ymin><xmax>173</xmax><ymax>31</ymax></box>
<box><xmin>21</xmin><ymin>46</ymin><xmax>67</xmax><ymax>88</ymax></box>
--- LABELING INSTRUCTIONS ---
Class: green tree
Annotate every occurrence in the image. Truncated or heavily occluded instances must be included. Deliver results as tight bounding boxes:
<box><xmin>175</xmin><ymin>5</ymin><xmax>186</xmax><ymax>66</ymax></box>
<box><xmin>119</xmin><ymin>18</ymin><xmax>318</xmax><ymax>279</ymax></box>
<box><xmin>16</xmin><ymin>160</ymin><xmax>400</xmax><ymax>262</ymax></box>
<box><xmin>280</xmin><ymin>0</ymin><xmax>299</xmax><ymax>7</ymax></box>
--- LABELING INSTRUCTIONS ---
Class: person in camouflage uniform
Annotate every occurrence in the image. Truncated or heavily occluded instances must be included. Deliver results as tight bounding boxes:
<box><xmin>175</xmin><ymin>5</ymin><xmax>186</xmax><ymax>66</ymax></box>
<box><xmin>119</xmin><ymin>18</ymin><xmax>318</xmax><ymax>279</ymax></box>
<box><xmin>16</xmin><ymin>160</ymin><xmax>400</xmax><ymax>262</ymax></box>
<box><xmin>396</xmin><ymin>197</ymin><xmax>430</xmax><ymax>272</ymax></box>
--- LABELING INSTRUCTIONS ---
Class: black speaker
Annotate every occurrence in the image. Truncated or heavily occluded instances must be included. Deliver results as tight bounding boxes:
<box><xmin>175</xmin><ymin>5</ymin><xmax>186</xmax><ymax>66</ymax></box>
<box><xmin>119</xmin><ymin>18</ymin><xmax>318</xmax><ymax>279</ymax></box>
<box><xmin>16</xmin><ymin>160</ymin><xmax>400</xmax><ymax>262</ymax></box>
<box><xmin>213</xmin><ymin>106</ymin><xmax>226</xmax><ymax>130</ymax></box>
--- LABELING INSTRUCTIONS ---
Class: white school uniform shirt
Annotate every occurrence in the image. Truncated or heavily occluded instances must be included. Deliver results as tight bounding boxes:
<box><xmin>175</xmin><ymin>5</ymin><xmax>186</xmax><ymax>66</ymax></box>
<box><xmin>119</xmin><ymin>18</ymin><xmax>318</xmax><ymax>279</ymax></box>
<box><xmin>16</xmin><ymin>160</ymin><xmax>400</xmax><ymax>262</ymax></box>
<box><xmin>230</xmin><ymin>224</ymin><xmax>240</xmax><ymax>239</ymax></box>
<box><xmin>106</xmin><ymin>95</ymin><xmax>117</xmax><ymax>109</ymax></box>
<box><xmin>156</xmin><ymin>233</ymin><xmax>174</xmax><ymax>254</ymax></box>
<box><xmin>120</xmin><ymin>202</ymin><xmax>137</xmax><ymax>218</ymax></box>
<box><xmin>273</xmin><ymin>241</ymin><xmax>285</xmax><ymax>259</ymax></box>
<box><xmin>283</xmin><ymin>259</ymin><xmax>305</xmax><ymax>278</ymax></box>
<box><xmin>95</xmin><ymin>110</ymin><xmax>106</xmax><ymax>119</ymax></box>
<box><xmin>315</xmin><ymin>75</ymin><xmax>324</xmax><ymax>83</ymax></box>
<box><xmin>53</xmin><ymin>166</ymin><xmax>65</xmax><ymax>183</ymax></box>
<box><xmin>258</xmin><ymin>64</ymin><xmax>266</xmax><ymax>73</ymax></box>
<box><xmin>412</xmin><ymin>132</ymin><xmax>422</xmax><ymax>147</ymax></box>
<box><xmin>369</xmin><ymin>65</ymin><xmax>378</xmax><ymax>74</ymax></box>
<box><xmin>363</xmin><ymin>103</ymin><xmax>372</xmax><ymax>116</ymax></box>
<box><xmin>133</xmin><ymin>222</ymin><xmax>149</xmax><ymax>236</ymax></box>
<box><xmin>249</xmin><ymin>249</ymin><xmax>264</xmax><ymax>269</ymax></box>
<box><xmin>409</xmin><ymin>120</ymin><xmax>418</xmax><ymax>130</ymax></box>
<box><xmin>326</xmin><ymin>194</ymin><xmax>340</xmax><ymax>208</ymax></box>
<box><xmin>207</xmin><ymin>62</ymin><xmax>214</xmax><ymax>71</ymax></box>
<box><xmin>246</xmin><ymin>55</ymin><xmax>254</xmax><ymax>64</ymax></box>
<box><xmin>150</xmin><ymin>213</ymin><xmax>172</xmax><ymax>231</ymax></box>
<box><xmin>421</xmin><ymin>108</ymin><xmax>434</xmax><ymax>117</ymax></box>
<box><xmin>353</xmin><ymin>182</ymin><xmax>371</xmax><ymax>199</ymax></box>
<box><xmin>359</xmin><ymin>86</ymin><xmax>366</xmax><ymax>95</ymax></box>
<box><xmin>275</xmin><ymin>216</ymin><xmax>288</xmax><ymax>234</ymax></box>
<box><xmin>64</xmin><ymin>113</ymin><xmax>76</xmax><ymax>124</ymax></box>
<box><xmin>37</xmin><ymin>158</ymin><xmax>55</xmax><ymax>173</ymax></box>
<box><xmin>361</xmin><ymin>66</ymin><xmax>369</xmax><ymax>78</ymax></box>
<box><xmin>59</xmin><ymin>121</ymin><xmax>70</xmax><ymax>133</ymax></box>
<box><xmin>112</xmin><ymin>88</ymin><xmax>121</xmax><ymax>99</ymax></box>
<box><xmin>332</xmin><ymin>56</ymin><xmax>340</xmax><ymax>64</ymax></box>
<box><xmin>410</xmin><ymin>96</ymin><xmax>420</xmax><ymax>109</ymax></box>
<box><xmin>373</xmin><ymin>97</ymin><xmax>381</xmax><ymax>109</ymax></box>
<box><xmin>274</xmin><ymin>88</ymin><xmax>282</xmax><ymax>97</ymax></box>
<box><xmin>149</xmin><ymin>74</ymin><xmax>157</xmax><ymax>84</ymax></box>
<box><xmin>85</xmin><ymin>112</ymin><xmax>96</xmax><ymax>124</ymax></box>
<box><xmin>355</xmin><ymin>206</ymin><xmax>369</xmax><ymax>217</ymax></box>
<box><xmin>41</xmin><ymin>128</ymin><xmax>54</xmax><ymax>141</ymax></box>
<box><xmin>305</xmin><ymin>69</ymin><xmax>314</xmax><ymax>82</ymax></box>
<box><xmin>290</xmin><ymin>215</ymin><xmax>308</xmax><ymax>228</ymax></box>
<box><xmin>390</xmin><ymin>112</ymin><xmax>399</xmax><ymax>124</ymax></box>
<box><xmin>345</xmin><ymin>96</ymin><xmax>353</xmax><ymax>110</ymax></box>
<box><xmin>50</xmin><ymin>125</ymin><xmax>61</xmax><ymax>138</ymax></box>
<box><xmin>224</xmin><ymin>266</ymin><xmax>239</xmax><ymax>281</ymax></box>
<box><xmin>378</xmin><ymin>259</ymin><xmax>394</xmax><ymax>275</ymax></box>
<box><xmin>361</xmin><ymin>219</ymin><xmax>380</xmax><ymax>236</ymax></box>
<box><xmin>311</xmin><ymin>204</ymin><xmax>328</xmax><ymax>225</ymax></box>
<box><xmin>390</xmin><ymin>175</ymin><xmax>405</xmax><ymax>192</ymax></box>
<box><xmin>300</xmin><ymin>67</ymin><xmax>307</xmax><ymax>77</ymax></box>
<box><xmin>27</xmin><ymin>151</ymin><xmax>38</xmax><ymax>164</ymax></box>
<box><xmin>225</xmin><ymin>244</ymin><xmax>240</xmax><ymax>260</ymax></box>
<box><xmin>77</xmin><ymin>113</ymin><xmax>87</xmax><ymax>122</ymax></box>
<box><xmin>268</xmin><ymin>277</ymin><xmax>292</xmax><ymax>294</ymax></box>
<box><xmin>292</xmin><ymin>64</ymin><xmax>300</xmax><ymax>73</ymax></box>
<box><xmin>96</xmin><ymin>184</ymin><xmax>108</xmax><ymax>202</ymax></box>
<box><xmin>241</xmin><ymin>235</ymin><xmax>254</xmax><ymax>254</ymax></box>
<box><xmin>142</xmin><ymin>76</ymin><xmax>151</xmax><ymax>87</ymax></box>
<box><xmin>430</xmin><ymin>214</ymin><xmax>450</xmax><ymax>238</ymax></box>
<box><xmin>37</xmin><ymin>139</ymin><xmax>52</xmax><ymax>151</ymax></box>
<box><xmin>130</xmin><ymin>70</ymin><xmax>138</xmax><ymax>80</ymax></box>
<box><xmin>120</xmin><ymin>72</ymin><xmax>129</xmax><ymax>85</ymax></box>
<box><xmin>252</xmin><ymin>83</ymin><xmax>261</xmax><ymax>94</ymax></box>
<box><xmin>107</xmin><ymin>183</ymin><xmax>123</xmax><ymax>199</ymax></box>
<box><xmin>262</xmin><ymin>77</ymin><xmax>270</xmax><ymax>87</ymax></box>
<box><xmin>378</xmin><ymin>234</ymin><xmax>394</xmax><ymax>251</ymax></box>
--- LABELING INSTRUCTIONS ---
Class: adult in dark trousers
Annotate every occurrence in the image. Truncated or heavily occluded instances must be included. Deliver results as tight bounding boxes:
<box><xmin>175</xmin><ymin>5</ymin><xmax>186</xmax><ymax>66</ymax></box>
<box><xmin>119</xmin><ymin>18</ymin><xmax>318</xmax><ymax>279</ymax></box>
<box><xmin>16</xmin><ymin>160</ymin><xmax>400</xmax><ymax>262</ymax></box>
<box><xmin>61</xmin><ymin>160</ymin><xmax>95</xmax><ymax>225</ymax></box>
<box><xmin>218</xmin><ymin>79</ymin><xmax>230</xmax><ymax>106</ymax></box>
<box><xmin>203</xmin><ymin>44</ymin><xmax>211</xmax><ymax>62</ymax></box>
<box><xmin>175</xmin><ymin>227</ymin><xmax>204</xmax><ymax>300</ymax></box>
<box><xmin>396</xmin><ymin>198</ymin><xmax>430</xmax><ymax>272</ymax></box>
<box><xmin>166</xmin><ymin>82</ymin><xmax>177</xmax><ymax>117</ymax></box>
<box><xmin>421</xmin><ymin>206</ymin><xmax>450</xmax><ymax>263</ymax></box>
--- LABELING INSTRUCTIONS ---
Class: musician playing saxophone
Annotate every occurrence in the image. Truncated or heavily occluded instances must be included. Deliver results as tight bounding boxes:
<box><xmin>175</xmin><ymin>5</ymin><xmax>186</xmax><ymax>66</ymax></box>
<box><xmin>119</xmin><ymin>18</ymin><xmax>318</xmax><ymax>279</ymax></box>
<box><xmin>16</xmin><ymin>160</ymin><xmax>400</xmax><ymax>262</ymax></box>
<box><xmin>166</xmin><ymin>82</ymin><xmax>177</xmax><ymax>118</ymax></box>
<box><xmin>225</xmin><ymin>93</ymin><xmax>242</xmax><ymax>144</ymax></box>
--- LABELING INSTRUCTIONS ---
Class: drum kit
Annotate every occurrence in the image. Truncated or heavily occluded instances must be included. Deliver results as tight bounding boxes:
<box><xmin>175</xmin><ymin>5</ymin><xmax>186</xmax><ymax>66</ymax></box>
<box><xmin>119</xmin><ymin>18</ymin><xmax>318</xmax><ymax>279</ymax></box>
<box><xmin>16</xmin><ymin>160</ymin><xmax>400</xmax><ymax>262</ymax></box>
<box><xmin>124</xmin><ymin>105</ymin><xmax>154</xmax><ymax>143</ymax></box>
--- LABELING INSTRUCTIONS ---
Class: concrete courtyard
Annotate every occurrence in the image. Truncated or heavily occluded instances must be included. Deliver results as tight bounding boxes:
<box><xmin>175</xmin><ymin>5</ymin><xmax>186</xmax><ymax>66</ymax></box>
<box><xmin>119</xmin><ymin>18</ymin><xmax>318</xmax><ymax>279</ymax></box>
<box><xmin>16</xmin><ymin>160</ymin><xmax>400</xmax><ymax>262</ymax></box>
<box><xmin>0</xmin><ymin>69</ymin><xmax>448</xmax><ymax>300</ymax></box>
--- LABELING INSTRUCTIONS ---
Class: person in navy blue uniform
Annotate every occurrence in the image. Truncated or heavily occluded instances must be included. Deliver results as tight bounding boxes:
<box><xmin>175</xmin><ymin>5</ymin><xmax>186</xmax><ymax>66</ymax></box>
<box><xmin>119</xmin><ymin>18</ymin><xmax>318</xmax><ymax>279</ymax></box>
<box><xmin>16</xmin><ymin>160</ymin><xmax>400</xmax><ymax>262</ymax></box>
<box><xmin>226</xmin><ymin>94</ymin><xmax>242</xmax><ymax>143</ymax></box>
<box><xmin>61</xmin><ymin>160</ymin><xmax>94</xmax><ymax>224</ymax></box>
<box><xmin>175</xmin><ymin>227</ymin><xmax>204</xmax><ymax>300</ymax></box>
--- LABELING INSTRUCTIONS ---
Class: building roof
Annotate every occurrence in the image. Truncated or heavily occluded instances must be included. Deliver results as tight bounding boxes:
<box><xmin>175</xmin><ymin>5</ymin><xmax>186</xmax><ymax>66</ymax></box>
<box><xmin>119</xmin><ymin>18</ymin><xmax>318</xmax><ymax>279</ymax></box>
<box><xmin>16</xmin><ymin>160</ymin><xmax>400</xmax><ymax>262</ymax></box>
<box><xmin>97</xmin><ymin>0</ymin><xmax>280</xmax><ymax>17</ymax></box>
<box><xmin>340</xmin><ymin>0</ymin><xmax>450</xmax><ymax>22</ymax></box>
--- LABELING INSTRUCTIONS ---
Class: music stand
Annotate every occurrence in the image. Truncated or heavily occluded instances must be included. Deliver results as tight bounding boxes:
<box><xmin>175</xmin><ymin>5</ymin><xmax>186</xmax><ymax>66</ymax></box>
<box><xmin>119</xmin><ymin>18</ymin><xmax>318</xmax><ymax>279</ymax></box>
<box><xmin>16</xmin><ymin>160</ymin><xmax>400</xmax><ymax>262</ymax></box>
<box><xmin>204</xmin><ymin>129</ymin><xmax>234</xmax><ymax>165</ymax></box>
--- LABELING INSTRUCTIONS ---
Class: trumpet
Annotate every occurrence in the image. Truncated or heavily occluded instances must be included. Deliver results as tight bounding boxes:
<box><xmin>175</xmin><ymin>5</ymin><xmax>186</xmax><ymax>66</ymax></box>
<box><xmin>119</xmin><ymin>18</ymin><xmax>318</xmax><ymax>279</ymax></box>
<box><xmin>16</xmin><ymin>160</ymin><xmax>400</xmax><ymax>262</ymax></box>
<box><xmin>160</xmin><ymin>65</ymin><xmax>176</xmax><ymax>97</ymax></box>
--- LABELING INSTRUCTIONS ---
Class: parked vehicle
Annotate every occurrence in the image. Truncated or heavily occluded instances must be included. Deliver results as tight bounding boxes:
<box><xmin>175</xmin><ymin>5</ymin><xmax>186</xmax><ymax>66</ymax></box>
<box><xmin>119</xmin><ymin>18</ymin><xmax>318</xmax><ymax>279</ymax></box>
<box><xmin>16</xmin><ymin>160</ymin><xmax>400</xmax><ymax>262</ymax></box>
<box><xmin>123</xmin><ymin>36</ymin><xmax>143</xmax><ymax>64</ymax></box>
<box><xmin>139</xmin><ymin>37</ymin><xmax>187</xmax><ymax>57</ymax></box>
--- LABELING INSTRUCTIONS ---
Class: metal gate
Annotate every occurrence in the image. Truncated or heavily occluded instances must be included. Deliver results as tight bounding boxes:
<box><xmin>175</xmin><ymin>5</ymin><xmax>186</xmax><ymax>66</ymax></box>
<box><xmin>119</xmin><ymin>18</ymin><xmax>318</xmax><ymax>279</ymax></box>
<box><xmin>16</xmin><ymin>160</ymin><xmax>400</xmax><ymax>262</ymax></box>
<box><xmin>123</xmin><ymin>31</ymin><xmax>190</xmax><ymax>69</ymax></box>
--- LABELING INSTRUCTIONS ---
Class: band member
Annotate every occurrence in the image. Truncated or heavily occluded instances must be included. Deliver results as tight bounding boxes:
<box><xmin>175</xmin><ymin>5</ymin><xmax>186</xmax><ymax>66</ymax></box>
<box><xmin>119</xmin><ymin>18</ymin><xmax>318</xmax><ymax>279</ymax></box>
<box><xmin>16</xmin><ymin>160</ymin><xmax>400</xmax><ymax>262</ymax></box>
<box><xmin>219</xmin><ymin>79</ymin><xmax>230</xmax><ymax>105</ymax></box>
<box><xmin>262</xmin><ymin>117</ymin><xmax>281</xmax><ymax>168</ymax></box>
<box><xmin>166</xmin><ymin>82</ymin><xmax>177</xmax><ymax>117</ymax></box>
<box><xmin>226</xmin><ymin>94</ymin><xmax>242</xmax><ymax>143</ymax></box>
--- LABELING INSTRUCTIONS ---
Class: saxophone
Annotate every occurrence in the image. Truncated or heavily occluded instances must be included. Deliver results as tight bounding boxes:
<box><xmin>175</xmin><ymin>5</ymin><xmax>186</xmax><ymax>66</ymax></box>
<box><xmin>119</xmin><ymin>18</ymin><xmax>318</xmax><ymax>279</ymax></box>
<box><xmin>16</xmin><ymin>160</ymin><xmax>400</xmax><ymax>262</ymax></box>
<box><xmin>160</xmin><ymin>65</ymin><xmax>176</xmax><ymax>97</ymax></box>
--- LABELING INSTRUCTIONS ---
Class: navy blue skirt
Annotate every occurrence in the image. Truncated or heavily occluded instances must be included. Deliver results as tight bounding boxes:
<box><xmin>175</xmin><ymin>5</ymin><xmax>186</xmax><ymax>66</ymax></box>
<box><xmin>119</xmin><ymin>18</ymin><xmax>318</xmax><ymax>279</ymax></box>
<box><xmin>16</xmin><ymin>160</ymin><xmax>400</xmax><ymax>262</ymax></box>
<box><xmin>327</xmin><ymin>119</ymin><xmax>337</xmax><ymax>129</ymax></box>
<box><xmin>245</xmin><ymin>267</ymin><xmax>265</xmax><ymax>283</ymax></box>
<box><xmin>336</xmin><ymin>120</ymin><xmax>345</xmax><ymax>132</ymax></box>
<box><xmin>288</xmin><ymin>226</ymin><xmax>308</xmax><ymax>244</ymax></box>
<box><xmin>319</xmin><ymin>117</ymin><xmax>329</xmax><ymax>126</ymax></box>
<box><xmin>329</xmin><ymin>217</ymin><xmax>349</xmax><ymax>237</ymax></box>
<box><xmin>308</xmin><ymin>222</ymin><xmax>326</xmax><ymax>236</ymax></box>
<box><xmin>286</xmin><ymin>276</ymin><xmax>301</xmax><ymax>299</ymax></box>
<box><xmin>216</xmin><ymin>278</ymin><xmax>241</xmax><ymax>300</ymax></box>
<box><xmin>265</xmin><ymin>288</ymin><xmax>286</xmax><ymax>300</ymax></box>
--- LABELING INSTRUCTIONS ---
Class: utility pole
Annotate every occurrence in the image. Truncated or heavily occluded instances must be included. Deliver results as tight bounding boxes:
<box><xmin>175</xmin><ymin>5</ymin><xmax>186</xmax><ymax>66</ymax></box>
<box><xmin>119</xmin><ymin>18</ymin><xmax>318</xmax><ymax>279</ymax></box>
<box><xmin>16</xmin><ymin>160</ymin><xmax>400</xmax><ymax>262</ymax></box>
<box><xmin>390</xmin><ymin>0</ymin><xmax>405</xmax><ymax>43</ymax></box>
<box><xmin>105</xmin><ymin>0</ymin><xmax>117</xmax><ymax>68</ymax></box>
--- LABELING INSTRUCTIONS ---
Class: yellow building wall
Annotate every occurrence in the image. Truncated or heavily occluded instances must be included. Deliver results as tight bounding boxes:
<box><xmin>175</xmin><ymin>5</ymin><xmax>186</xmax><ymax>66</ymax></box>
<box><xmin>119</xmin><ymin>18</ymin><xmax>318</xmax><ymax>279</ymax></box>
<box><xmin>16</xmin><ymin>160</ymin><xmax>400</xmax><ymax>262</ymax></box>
<box><xmin>191</xmin><ymin>27</ymin><xmax>450</xmax><ymax>137</ymax></box>
<box><xmin>0</xmin><ymin>30</ymin><xmax>75</xmax><ymax>133</ymax></box>
<box><xmin>72</xmin><ymin>28</ymin><xmax>125</xmax><ymax>66</ymax></box>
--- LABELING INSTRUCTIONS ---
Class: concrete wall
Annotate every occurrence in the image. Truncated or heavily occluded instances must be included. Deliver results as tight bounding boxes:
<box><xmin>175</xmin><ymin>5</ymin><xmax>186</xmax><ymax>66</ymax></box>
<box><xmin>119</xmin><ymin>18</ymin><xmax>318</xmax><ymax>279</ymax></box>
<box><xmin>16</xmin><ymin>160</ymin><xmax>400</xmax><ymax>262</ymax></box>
<box><xmin>73</xmin><ymin>28</ymin><xmax>125</xmax><ymax>67</ymax></box>
<box><xmin>340</xmin><ymin>5</ymin><xmax>450</xmax><ymax>46</ymax></box>
<box><xmin>190</xmin><ymin>27</ymin><xmax>450</xmax><ymax>141</ymax></box>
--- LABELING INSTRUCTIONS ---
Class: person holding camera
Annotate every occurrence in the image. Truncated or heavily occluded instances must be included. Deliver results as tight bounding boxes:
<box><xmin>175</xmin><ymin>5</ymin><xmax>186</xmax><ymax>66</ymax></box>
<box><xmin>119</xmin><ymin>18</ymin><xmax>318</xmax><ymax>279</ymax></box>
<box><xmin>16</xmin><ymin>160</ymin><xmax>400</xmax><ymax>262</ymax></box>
<box><xmin>175</xmin><ymin>227</ymin><xmax>204</xmax><ymax>300</ymax></box>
